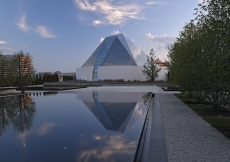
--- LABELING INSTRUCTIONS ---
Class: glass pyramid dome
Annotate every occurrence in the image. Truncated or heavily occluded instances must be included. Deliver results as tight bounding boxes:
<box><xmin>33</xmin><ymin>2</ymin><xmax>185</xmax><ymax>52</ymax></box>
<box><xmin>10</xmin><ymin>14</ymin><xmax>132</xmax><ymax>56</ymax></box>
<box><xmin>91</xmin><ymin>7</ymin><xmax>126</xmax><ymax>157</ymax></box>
<box><xmin>82</xmin><ymin>34</ymin><xmax>147</xmax><ymax>68</ymax></box>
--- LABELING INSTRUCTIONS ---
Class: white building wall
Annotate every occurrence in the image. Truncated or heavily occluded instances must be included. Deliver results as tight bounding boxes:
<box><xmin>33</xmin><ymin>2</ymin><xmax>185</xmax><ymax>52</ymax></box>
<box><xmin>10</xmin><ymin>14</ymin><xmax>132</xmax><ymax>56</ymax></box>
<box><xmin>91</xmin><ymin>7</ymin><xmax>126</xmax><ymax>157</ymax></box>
<box><xmin>76</xmin><ymin>67</ymin><xmax>93</xmax><ymax>81</ymax></box>
<box><xmin>76</xmin><ymin>66</ymin><xmax>167</xmax><ymax>81</ymax></box>
<box><xmin>155</xmin><ymin>66</ymin><xmax>168</xmax><ymax>81</ymax></box>
<box><xmin>98</xmin><ymin>66</ymin><xmax>146</xmax><ymax>81</ymax></box>
<box><xmin>98</xmin><ymin>66</ymin><xmax>167</xmax><ymax>81</ymax></box>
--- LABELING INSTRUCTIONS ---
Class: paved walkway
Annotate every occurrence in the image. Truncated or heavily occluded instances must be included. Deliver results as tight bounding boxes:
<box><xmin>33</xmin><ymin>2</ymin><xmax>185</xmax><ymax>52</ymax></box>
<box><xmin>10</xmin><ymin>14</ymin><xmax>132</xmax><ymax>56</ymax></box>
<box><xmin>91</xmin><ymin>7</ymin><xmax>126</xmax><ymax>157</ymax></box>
<box><xmin>148</xmin><ymin>94</ymin><xmax>168</xmax><ymax>162</ymax></box>
<box><xmin>158</xmin><ymin>93</ymin><xmax>230</xmax><ymax>162</ymax></box>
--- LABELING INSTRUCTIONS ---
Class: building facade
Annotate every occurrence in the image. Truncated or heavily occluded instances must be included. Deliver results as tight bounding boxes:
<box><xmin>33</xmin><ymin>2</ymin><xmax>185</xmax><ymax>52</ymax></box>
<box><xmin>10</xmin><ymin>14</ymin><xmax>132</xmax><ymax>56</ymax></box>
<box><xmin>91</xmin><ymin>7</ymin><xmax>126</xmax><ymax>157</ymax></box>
<box><xmin>76</xmin><ymin>34</ymin><xmax>167</xmax><ymax>81</ymax></box>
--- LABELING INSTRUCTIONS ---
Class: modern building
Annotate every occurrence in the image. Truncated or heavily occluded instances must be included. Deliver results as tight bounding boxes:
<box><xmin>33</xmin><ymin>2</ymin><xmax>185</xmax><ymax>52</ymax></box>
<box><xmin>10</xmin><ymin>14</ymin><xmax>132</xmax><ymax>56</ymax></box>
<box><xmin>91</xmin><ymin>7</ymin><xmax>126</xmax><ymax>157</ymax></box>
<box><xmin>76</xmin><ymin>34</ymin><xmax>167</xmax><ymax>81</ymax></box>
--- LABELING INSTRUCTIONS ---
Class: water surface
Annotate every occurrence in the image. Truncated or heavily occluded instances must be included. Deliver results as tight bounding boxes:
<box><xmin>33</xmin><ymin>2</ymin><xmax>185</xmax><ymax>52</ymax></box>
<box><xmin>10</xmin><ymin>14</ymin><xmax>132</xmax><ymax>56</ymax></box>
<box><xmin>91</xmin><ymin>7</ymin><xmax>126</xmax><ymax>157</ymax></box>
<box><xmin>0</xmin><ymin>91</ymin><xmax>151</xmax><ymax>162</ymax></box>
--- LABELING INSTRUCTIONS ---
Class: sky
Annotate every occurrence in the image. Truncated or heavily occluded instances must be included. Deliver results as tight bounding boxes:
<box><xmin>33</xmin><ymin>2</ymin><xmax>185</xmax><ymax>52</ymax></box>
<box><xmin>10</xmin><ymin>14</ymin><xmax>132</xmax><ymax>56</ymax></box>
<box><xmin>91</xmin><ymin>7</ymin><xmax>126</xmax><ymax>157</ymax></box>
<box><xmin>0</xmin><ymin>0</ymin><xmax>203</xmax><ymax>72</ymax></box>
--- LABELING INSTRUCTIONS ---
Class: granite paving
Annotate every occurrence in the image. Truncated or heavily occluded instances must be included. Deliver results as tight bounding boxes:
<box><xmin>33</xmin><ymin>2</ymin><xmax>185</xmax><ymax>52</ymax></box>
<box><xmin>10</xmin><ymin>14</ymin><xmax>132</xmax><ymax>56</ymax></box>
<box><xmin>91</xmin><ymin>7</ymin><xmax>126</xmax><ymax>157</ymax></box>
<box><xmin>159</xmin><ymin>93</ymin><xmax>230</xmax><ymax>162</ymax></box>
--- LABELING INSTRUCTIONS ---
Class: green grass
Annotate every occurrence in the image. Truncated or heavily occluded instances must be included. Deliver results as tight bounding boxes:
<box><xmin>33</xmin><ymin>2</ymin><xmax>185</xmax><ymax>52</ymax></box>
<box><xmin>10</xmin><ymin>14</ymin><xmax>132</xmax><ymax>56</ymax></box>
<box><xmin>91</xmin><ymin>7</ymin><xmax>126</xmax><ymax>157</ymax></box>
<box><xmin>175</xmin><ymin>93</ymin><xmax>210</xmax><ymax>104</ymax></box>
<box><xmin>175</xmin><ymin>93</ymin><xmax>189</xmax><ymax>98</ymax></box>
<box><xmin>202</xmin><ymin>116</ymin><xmax>230</xmax><ymax>128</ymax></box>
<box><xmin>180</xmin><ymin>97</ymin><xmax>197</xmax><ymax>102</ymax></box>
<box><xmin>187</xmin><ymin>104</ymin><xmax>213</xmax><ymax>110</ymax></box>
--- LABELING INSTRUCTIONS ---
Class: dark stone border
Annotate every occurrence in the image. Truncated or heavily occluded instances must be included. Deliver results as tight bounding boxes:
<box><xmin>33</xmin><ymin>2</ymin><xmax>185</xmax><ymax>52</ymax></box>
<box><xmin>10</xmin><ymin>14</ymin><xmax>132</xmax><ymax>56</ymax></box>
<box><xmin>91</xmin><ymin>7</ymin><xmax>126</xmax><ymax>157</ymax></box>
<box><xmin>148</xmin><ymin>94</ymin><xmax>168</xmax><ymax>162</ymax></box>
<box><xmin>134</xmin><ymin>96</ymin><xmax>152</xmax><ymax>162</ymax></box>
<box><xmin>162</xmin><ymin>87</ymin><xmax>179</xmax><ymax>91</ymax></box>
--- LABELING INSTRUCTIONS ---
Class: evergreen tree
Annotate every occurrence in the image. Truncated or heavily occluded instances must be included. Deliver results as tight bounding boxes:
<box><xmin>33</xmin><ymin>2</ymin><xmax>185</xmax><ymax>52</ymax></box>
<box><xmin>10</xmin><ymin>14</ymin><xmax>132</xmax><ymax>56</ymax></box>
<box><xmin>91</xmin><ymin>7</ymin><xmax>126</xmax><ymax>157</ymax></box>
<box><xmin>39</xmin><ymin>74</ymin><xmax>42</xmax><ymax>84</ymax></box>
<box><xmin>142</xmin><ymin>49</ymin><xmax>161</xmax><ymax>81</ymax></box>
<box><xmin>35</xmin><ymin>74</ymin><xmax>39</xmax><ymax>85</ymax></box>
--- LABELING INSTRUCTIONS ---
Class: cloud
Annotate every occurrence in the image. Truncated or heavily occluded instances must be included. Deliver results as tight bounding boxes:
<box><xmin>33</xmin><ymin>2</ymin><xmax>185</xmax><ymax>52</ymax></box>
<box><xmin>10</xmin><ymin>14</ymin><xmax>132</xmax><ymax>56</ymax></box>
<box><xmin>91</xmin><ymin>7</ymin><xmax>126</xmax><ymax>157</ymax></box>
<box><xmin>0</xmin><ymin>47</ymin><xmax>16</xmax><ymax>53</ymax></box>
<box><xmin>92</xmin><ymin>20</ymin><xmax>103</xmax><ymax>26</ymax></box>
<box><xmin>146</xmin><ymin>33</ymin><xmax>176</xmax><ymax>46</ymax></box>
<box><xmin>146</xmin><ymin>1</ymin><xmax>164</xmax><ymax>5</ymax></box>
<box><xmin>16</xmin><ymin>13</ymin><xmax>57</xmax><ymax>38</ymax></box>
<box><xmin>36</xmin><ymin>25</ymin><xmax>57</xmax><ymax>38</ymax></box>
<box><xmin>37</xmin><ymin>123</ymin><xmax>56</xmax><ymax>135</ymax></box>
<box><xmin>99</xmin><ymin>37</ymin><xmax>104</xmax><ymax>43</ymax></box>
<box><xmin>0</xmin><ymin>40</ymin><xmax>6</xmax><ymax>44</ymax></box>
<box><xmin>74</xmin><ymin>0</ymin><xmax>143</xmax><ymax>26</ymax></box>
<box><xmin>16</xmin><ymin>13</ymin><xmax>30</xmax><ymax>32</ymax></box>
<box><xmin>75</xmin><ymin>0</ymin><xmax>96</xmax><ymax>11</ymax></box>
<box><xmin>18</xmin><ymin>130</ymin><xmax>31</xmax><ymax>146</ymax></box>
<box><xmin>76</xmin><ymin>134</ymin><xmax>136</xmax><ymax>161</ymax></box>
<box><xmin>111</xmin><ymin>30</ymin><xmax>120</xmax><ymax>35</ymax></box>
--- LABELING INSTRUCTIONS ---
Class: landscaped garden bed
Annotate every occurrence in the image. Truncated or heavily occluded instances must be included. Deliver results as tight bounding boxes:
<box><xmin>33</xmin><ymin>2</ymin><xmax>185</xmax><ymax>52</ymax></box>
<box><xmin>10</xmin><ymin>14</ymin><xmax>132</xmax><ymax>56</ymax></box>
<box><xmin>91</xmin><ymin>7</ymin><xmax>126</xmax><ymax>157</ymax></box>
<box><xmin>175</xmin><ymin>93</ymin><xmax>230</xmax><ymax>140</ymax></box>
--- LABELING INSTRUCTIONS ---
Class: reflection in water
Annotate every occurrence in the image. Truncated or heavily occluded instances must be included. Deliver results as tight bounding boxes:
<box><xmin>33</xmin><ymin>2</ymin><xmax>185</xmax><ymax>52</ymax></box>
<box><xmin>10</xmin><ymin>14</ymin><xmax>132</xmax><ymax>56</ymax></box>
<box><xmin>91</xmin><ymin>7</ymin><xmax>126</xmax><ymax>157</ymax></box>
<box><xmin>142</xmin><ymin>92</ymin><xmax>153</xmax><ymax>108</ymax></box>
<box><xmin>33</xmin><ymin>93</ymin><xmax>42</xmax><ymax>97</ymax></box>
<box><xmin>0</xmin><ymin>94</ymin><xmax>36</xmax><ymax>136</ymax></box>
<box><xmin>37</xmin><ymin>123</ymin><xmax>56</xmax><ymax>135</ymax></box>
<box><xmin>18</xmin><ymin>130</ymin><xmax>31</xmax><ymax>146</ymax></box>
<box><xmin>77</xmin><ymin>92</ymin><xmax>147</xmax><ymax>133</ymax></box>
<box><xmin>76</xmin><ymin>134</ymin><xmax>136</xmax><ymax>162</ymax></box>
<box><xmin>43</xmin><ymin>92</ymin><xmax>58</xmax><ymax>96</ymax></box>
<box><xmin>0</xmin><ymin>92</ymin><xmax>148</xmax><ymax>162</ymax></box>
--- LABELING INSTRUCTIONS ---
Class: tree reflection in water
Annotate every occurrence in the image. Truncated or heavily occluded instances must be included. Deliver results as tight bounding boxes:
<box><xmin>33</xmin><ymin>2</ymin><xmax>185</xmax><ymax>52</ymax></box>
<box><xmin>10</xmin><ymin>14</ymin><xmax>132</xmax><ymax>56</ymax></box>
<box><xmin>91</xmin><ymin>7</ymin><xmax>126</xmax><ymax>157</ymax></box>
<box><xmin>0</xmin><ymin>94</ymin><xmax>36</xmax><ymax>136</ymax></box>
<box><xmin>43</xmin><ymin>92</ymin><xmax>58</xmax><ymax>96</ymax></box>
<box><xmin>142</xmin><ymin>92</ymin><xmax>153</xmax><ymax>108</ymax></box>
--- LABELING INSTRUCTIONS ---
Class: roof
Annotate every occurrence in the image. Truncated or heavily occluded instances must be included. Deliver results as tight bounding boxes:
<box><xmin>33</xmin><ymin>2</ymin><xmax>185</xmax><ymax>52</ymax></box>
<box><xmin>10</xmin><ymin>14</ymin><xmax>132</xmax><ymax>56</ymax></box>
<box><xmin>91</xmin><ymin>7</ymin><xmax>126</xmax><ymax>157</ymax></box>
<box><xmin>82</xmin><ymin>34</ymin><xmax>147</xmax><ymax>68</ymax></box>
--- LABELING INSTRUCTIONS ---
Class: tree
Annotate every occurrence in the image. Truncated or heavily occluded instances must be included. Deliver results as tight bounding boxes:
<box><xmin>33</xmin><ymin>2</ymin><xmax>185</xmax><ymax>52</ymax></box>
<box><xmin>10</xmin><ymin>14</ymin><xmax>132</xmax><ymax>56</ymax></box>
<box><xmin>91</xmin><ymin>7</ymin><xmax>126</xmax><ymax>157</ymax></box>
<box><xmin>16</xmin><ymin>51</ymin><xmax>36</xmax><ymax>93</ymax></box>
<box><xmin>0</xmin><ymin>94</ymin><xmax>36</xmax><ymax>136</ymax></box>
<box><xmin>0</xmin><ymin>52</ymin><xmax>18</xmax><ymax>91</ymax></box>
<box><xmin>166</xmin><ymin>0</ymin><xmax>230</xmax><ymax>111</ymax></box>
<box><xmin>142</xmin><ymin>49</ymin><xmax>161</xmax><ymax>81</ymax></box>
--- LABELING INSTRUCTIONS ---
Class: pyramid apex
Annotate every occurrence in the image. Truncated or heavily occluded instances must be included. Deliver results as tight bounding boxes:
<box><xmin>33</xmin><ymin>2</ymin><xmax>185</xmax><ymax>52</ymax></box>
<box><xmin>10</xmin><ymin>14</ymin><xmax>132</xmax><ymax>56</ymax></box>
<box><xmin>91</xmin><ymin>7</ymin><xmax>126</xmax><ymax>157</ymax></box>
<box><xmin>108</xmin><ymin>33</ymin><xmax>124</xmax><ymax>37</ymax></box>
<box><xmin>82</xmin><ymin>33</ymin><xmax>147</xmax><ymax>68</ymax></box>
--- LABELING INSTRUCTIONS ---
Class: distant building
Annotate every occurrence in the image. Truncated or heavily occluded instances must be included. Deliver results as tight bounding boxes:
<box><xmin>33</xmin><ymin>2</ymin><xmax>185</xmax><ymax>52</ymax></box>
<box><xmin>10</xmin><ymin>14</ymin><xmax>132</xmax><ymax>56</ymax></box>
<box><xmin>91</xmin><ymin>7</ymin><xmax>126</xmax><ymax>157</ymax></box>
<box><xmin>155</xmin><ymin>58</ymin><xmax>168</xmax><ymax>67</ymax></box>
<box><xmin>76</xmin><ymin>34</ymin><xmax>167</xmax><ymax>81</ymax></box>
<box><xmin>54</xmin><ymin>71</ymin><xmax>61</xmax><ymax>74</ymax></box>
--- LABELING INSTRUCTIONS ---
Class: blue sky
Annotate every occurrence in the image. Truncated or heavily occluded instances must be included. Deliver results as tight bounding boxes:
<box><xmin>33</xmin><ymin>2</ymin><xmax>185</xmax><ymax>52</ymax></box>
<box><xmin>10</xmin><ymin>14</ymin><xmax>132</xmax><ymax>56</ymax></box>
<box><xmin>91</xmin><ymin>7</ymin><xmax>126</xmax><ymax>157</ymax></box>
<box><xmin>0</xmin><ymin>0</ymin><xmax>202</xmax><ymax>72</ymax></box>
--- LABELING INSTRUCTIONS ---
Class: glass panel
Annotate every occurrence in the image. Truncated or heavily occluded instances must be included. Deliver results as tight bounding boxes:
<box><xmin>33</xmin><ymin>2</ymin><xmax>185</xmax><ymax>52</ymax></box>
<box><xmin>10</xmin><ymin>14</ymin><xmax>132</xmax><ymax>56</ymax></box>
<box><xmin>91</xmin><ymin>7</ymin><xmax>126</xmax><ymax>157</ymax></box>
<box><xmin>101</xmin><ymin>37</ymin><xmax>136</xmax><ymax>66</ymax></box>
<box><xmin>82</xmin><ymin>34</ymin><xmax>147</xmax><ymax>68</ymax></box>
<box><xmin>124</xmin><ymin>36</ymin><xmax>147</xmax><ymax>66</ymax></box>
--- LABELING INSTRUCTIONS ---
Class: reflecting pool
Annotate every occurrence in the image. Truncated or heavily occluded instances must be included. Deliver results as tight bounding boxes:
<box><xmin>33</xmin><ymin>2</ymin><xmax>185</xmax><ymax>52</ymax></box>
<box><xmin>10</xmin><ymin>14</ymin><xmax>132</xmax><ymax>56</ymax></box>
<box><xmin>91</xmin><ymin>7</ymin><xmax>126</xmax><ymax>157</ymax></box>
<box><xmin>0</xmin><ymin>91</ymin><xmax>151</xmax><ymax>162</ymax></box>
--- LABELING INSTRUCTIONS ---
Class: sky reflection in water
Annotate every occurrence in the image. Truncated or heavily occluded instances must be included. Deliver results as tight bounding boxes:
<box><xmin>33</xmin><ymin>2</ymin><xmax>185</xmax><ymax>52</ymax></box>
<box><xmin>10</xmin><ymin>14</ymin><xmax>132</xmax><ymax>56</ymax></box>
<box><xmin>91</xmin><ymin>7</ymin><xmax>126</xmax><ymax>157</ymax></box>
<box><xmin>0</xmin><ymin>91</ymin><xmax>151</xmax><ymax>162</ymax></box>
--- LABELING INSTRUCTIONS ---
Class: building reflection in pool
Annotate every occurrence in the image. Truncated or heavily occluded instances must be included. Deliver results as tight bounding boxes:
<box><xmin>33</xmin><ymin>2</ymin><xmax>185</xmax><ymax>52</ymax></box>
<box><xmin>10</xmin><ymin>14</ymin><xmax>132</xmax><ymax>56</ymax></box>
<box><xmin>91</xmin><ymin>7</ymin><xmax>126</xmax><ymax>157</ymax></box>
<box><xmin>77</xmin><ymin>92</ymin><xmax>148</xmax><ymax>133</ymax></box>
<box><xmin>0</xmin><ymin>92</ymin><xmax>151</xmax><ymax>162</ymax></box>
<box><xmin>0</xmin><ymin>94</ymin><xmax>36</xmax><ymax>136</ymax></box>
